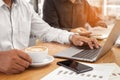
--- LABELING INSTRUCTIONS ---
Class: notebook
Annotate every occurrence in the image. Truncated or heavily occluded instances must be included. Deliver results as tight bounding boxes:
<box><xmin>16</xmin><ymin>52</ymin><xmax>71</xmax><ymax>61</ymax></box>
<box><xmin>54</xmin><ymin>20</ymin><xmax>120</xmax><ymax>62</ymax></box>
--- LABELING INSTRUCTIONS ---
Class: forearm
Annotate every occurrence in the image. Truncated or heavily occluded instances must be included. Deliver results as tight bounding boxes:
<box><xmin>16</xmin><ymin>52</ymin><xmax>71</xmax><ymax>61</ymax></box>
<box><xmin>36</xmin><ymin>26</ymin><xmax>73</xmax><ymax>44</ymax></box>
<box><xmin>31</xmin><ymin>11</ymin><xmax>73</xmax><ymax>44</ymax></box>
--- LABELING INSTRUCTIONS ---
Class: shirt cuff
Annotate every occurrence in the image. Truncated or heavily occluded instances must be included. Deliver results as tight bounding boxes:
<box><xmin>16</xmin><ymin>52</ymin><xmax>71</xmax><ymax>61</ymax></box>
<box><xmin>68</xmin><ymin>32</ymin><xmax>79</xmax><ymax>44</ymax></box>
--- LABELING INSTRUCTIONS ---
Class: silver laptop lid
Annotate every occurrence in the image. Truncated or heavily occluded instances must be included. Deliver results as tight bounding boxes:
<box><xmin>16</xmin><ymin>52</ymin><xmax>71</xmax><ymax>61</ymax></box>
<box><xmin>96</xmin><ymin>20</ymin><xmax>120</xmax><ymax>59</ymax></box>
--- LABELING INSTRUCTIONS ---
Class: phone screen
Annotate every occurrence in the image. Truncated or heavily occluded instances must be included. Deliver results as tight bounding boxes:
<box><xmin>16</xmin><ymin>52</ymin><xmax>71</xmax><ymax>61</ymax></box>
<box><xmin>57</xmin><ymin>59</ymin><xmax>93</xmax><ymax>74</ymax></box>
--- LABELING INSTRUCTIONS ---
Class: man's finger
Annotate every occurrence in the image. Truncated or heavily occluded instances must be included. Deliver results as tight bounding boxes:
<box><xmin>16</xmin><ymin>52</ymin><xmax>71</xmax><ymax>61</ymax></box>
<box><xmin>92</xmin><ymin>38</ymin><xmax>100</xmax><ymax>48</ymax></box>
<box><xmin>6</xmin><ymin>69</ymin><xmax>20</xmax><ymax>74</ymax></box>
<box><xmin>80</xmin><ymin>32</ymin><xmax>92</xmax><ymax>36</ymax></box>
<box><xmin>82</xmin><ymin>38</ymin><xmax>93</xmax><ymax>49</ymax></box>
<box><xmin>16</xmin><ymin>50</ymin><xmax>32</xmax><ymax>63</ymax></box>
<box><xmin>15</xmin><ymin>57</ymin><xmax>30</xmax><ymax>68</ymax></box>
<box><xmin>13</xmin><ymin>63</ymin><xmax>26</xmax><ymax>72</ymax></box>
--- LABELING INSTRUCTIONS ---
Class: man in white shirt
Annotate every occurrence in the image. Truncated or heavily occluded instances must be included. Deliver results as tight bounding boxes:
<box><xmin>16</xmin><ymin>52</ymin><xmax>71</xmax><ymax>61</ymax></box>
<box><xmin>0</xmin><ymin>0</ymin><xmax>99</xmax><ymax>74</ymax></box>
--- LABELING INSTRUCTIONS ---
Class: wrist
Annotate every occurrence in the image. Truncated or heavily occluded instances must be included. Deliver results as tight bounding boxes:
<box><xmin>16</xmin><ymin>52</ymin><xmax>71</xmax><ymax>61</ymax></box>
<box><xmin>69</xmin><ymin>33</ymin><xmax>79</xmax><ymax>44</ymax></box>
<box><xmin>70</xmin><ymin>29</ymin><xmax>81</xmax><ymax>33</ymax></box>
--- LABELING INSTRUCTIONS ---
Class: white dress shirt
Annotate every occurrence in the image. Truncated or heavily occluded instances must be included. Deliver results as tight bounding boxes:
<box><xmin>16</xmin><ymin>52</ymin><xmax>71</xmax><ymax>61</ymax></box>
<box><xmin>0</xmin><ymin>0</ymin><xmax>72</xmax><ymax>51</ymax></box>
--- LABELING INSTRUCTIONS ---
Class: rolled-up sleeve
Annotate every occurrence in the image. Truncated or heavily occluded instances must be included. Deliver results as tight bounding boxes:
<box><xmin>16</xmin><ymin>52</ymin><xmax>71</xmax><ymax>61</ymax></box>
<box><xmin>31</xmin><ymin>7</ymin><xmax>72</xmax><ymax>44</ymax></box>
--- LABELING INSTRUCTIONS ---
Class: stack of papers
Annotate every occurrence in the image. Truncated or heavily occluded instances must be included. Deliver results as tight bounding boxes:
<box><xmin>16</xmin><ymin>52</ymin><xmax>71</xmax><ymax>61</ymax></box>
<box><xmin>41</xmin><ymin>63</ymin><xmax>120</xmax><ymax>80</ymax></box>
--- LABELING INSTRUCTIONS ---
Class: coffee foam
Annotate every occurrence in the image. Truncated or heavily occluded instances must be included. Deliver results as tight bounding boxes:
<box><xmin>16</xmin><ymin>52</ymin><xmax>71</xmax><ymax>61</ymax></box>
<box><xmin>26</xmin><ymin>46</ymin><xmax>47</xmax><ymax>52</ymax></box>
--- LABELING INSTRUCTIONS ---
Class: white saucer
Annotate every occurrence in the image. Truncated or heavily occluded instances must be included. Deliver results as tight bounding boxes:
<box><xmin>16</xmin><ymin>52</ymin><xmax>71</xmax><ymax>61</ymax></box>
<box><xmin>30</xmin><ymin>55</ymin><xmax>54</xmax><ymax>67</ymax></box>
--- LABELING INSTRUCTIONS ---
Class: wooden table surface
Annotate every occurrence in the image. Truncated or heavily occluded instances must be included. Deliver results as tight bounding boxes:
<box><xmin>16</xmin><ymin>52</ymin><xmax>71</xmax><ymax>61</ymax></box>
<box><xmin>0</xmin><ymin>41</ymin><xmax>120</xmax><ymax>80</ymax></box>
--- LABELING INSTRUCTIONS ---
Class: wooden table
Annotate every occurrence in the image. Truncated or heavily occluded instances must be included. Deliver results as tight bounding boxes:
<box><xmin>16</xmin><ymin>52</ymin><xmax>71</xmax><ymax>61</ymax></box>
<box><xmin>0</xmin><ymin>42</ymin><xmax>120</xmax><ymax>80</ymax></box>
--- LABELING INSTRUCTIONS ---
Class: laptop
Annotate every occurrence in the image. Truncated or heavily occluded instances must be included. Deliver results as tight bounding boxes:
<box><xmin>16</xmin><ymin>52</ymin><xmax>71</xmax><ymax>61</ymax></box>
<box><xmin>54</xmin><ymin>20</ymin><xmax>120</xmax><ymax>62</ymax></box>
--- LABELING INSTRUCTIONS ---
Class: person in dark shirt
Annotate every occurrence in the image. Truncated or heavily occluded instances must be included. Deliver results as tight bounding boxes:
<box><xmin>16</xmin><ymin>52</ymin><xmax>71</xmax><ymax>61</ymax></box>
<box><xmin>43</xmin><ymin>0</ymin><xmax>107</xmax><ymax>36</ymax></box>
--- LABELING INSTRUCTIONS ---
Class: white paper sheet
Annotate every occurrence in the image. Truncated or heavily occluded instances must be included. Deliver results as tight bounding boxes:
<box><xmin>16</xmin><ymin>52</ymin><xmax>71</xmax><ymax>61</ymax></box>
<box><xmin>41</xmin><ymin>63</ymin><xmax>115</xmax><ymax>80</ymax></box>
<box><xmin>99</xmin><ymin>63</ymin><xmax>120</xmax><ymax>80</ymax></box>
<box><xmin>87</xmin><ymin>24</ymin><xmax>114</xmax><ymax>39</ymax></box>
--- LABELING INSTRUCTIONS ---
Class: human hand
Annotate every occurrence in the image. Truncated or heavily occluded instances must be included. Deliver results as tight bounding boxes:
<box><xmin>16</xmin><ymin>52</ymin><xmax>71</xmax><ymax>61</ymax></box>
<box><xmin>70</xmin><ymin>34</ymin><xmax>100</xmax><ymax>49</ymax></box>
<box><xmin>70</xmin><ymin>27</ymin><xmax>92</xmax><ymax>37</ymax></box>
<box><xmin>95</xmin><ymin>21</ymin><xmax>107</xmax><ymax>28</ymax></box>
<box><xmin>0</xmin><ymin>49</ymin><xmax>32</xmax><ymax>74</ymax></box>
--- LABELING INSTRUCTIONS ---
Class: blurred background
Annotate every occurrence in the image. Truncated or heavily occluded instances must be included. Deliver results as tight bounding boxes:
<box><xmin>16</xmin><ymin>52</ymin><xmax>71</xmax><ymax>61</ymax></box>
<box><xmin>25</xmin><ymin>0</ymin><xmax>120</xmax><ymax>21</ymax></box>
<box><xmin>25</xmin><ymin>0</ymin><xmax>120</xmax><ymax>46</ymax></box>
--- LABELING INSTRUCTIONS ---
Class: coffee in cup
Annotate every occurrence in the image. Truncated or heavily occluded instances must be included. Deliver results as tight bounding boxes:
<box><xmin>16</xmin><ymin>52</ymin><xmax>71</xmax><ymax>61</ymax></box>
<box><xmin>25</xmin><ymin>46</ymin><xmax>48</xmax><ymax>63</ymax></box>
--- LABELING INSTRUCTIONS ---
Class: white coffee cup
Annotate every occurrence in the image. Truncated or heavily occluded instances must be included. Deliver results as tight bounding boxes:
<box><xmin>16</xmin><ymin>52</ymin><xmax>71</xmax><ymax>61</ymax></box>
<box><xmin>25</xmin><ymin>46</ymin><xmax>48</xmax><ymax>63</ymax></box>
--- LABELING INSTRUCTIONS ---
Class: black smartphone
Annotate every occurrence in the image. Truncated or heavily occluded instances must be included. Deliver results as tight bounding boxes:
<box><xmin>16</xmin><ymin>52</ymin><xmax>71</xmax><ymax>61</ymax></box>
<box><xmin>57</xmin><ymin>59</ymin><xmax>93</xmax><ymax>74</ymax></box>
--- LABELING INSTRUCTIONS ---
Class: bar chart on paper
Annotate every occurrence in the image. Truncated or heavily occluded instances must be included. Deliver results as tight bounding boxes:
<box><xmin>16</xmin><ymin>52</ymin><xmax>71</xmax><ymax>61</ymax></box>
<box><xmin>41</xmin><ymin>63</ymin><xmax>115</xmax><ymax>80</ymax></box>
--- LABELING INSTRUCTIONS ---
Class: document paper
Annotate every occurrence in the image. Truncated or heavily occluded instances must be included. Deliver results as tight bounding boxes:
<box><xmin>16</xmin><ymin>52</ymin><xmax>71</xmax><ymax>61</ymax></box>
<box><xmin>41</xmin><ymin>63</ymin><xmax>114</xmax><ymax>80</ymax></box>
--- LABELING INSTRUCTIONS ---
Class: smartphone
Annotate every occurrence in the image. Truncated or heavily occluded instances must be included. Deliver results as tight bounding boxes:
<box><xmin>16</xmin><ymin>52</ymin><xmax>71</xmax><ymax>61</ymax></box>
<box><xmin>57</xmin><ymin>59</ymin><xmax>93</xmax><ymax>74</ymax></box>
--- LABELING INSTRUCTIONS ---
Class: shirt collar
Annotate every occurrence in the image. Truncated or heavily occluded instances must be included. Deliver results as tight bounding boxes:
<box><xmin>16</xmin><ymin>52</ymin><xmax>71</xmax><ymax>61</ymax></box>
<box><xmin>0</xmin><ymin>0</ymin><xmax>18</xmax><ymax>7</ymax></box>
<box><xmin>0</xmin><ymin>0</ymin><xmax>5</xmax><ymax>7</ymax></box>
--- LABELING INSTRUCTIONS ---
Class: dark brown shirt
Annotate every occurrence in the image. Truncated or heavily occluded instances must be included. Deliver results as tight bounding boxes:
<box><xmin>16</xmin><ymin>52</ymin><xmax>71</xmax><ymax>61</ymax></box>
<box><xmin>43</xmin><ymin>0</ymin><xmax>106</xmax><ymax>30</ymax></box>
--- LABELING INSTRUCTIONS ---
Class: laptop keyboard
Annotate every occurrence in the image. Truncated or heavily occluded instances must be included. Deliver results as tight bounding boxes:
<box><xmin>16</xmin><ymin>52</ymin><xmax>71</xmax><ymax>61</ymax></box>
<box><xmin>72</xmin><ymin>47</ymin><xmax>101</xmax><ymax>59</ymax></box>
